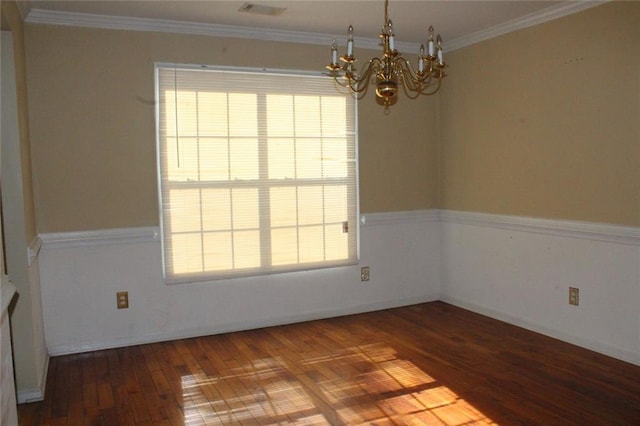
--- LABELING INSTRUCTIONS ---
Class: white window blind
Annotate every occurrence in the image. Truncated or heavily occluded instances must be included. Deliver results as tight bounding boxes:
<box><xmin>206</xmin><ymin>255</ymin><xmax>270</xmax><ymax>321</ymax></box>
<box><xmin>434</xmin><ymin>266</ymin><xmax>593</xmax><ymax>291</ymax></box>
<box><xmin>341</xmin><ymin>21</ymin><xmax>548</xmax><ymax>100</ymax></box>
<box><xmin>156</xmin><ymin>64</ymin><xmax>358</xmax><ymax>283</ymax></box>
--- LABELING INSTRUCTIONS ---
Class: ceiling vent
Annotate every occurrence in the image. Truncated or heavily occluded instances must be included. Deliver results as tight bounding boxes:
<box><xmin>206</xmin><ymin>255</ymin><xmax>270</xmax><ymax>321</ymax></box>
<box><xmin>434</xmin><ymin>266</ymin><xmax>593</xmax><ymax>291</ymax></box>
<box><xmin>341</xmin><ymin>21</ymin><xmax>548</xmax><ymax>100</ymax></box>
<box><xmin>238</xmin><ymin>3</ymin><xmax>286</xmax><ymax>17</ymax></box>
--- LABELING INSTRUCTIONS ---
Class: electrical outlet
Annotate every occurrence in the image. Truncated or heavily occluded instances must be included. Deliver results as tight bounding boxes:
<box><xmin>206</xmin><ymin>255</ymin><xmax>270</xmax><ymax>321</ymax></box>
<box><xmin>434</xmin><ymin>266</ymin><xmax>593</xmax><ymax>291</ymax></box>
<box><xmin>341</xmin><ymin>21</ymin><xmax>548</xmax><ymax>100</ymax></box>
<box><xmin>360</xmin><ymin>266</ymin><xmax>370</xmax><ymax>282</ymax></box>
<box><xmin>569</xmin><ymin>287</ymin><xmax>579</xmax><ymax>306</ymax></box>
<box><xmin>117</xmin><ymin>291</ymin><xmax>129</xmax><ymax>309</ymax></box>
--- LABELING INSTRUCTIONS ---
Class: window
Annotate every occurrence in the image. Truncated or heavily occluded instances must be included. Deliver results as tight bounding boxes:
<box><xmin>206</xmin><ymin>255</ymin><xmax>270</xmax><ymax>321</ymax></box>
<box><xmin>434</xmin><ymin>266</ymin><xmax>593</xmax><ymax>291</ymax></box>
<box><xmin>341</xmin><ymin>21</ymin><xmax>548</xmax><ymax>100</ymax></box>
<box><xmin>156</xmin><ymin>64</ymin><xmax>358</xmax><ymax>283</ymax></box>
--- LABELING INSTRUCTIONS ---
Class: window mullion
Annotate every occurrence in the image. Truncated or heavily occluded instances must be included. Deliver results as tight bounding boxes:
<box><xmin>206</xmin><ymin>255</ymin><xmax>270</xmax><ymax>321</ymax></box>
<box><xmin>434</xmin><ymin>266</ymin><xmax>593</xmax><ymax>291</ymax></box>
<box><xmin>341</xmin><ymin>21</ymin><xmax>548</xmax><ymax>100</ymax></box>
<box><xmin>195</xmin><ymin>91</ymin><xmax>206</xmax><ymax>272</ymax></box>
<box><xmin>226</xmin><ymin>93</ymin><xmax>236</xmax><ymax>270</ymax></box>
<box><xmin>319</xmin><ymin>96</ymin><xmax>327</xmax><ymax>261</ymax></box>
<box><xmin>172</xmin><ymin>69</ymin><xmax>181</xmax><ymax>168</ymax></box>
<box><xmin>257</xmin><ymin>93</ymin><xmax>272</xmax><ymax>268</ymax></box>
<box><xmin>292</xmin><ymin>96</ymin><xmax>301</xmax><ymax>264</ymax></box>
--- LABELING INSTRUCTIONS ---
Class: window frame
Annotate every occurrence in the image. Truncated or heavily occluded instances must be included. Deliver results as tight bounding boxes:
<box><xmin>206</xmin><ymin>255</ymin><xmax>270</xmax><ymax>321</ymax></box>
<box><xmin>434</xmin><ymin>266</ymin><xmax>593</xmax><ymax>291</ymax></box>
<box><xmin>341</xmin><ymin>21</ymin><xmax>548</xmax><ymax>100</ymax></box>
<box><xmin>155</xmin><ymin>63</ymin><xmax>360</xmax><ymax>283</ymax></box>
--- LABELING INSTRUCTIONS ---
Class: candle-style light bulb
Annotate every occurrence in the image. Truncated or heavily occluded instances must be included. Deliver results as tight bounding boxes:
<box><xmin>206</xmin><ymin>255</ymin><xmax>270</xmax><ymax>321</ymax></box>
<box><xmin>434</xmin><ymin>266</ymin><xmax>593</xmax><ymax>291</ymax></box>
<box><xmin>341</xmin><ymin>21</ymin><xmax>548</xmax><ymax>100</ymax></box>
<box><xmin>388</xmin><ymin>20</ymin><xmax>395</xmax><ymax>51</ymax></box>
<box><xmin>427</xmin><ymin>25</ymin><xmax>435</xmax><ymax>57</ymax></box>
<box><xmin>418</xmin><ymin>44</ymin><xmax>425</xmax><ymax>73</ymax></box>
<box><xmin>347</xmin><ymin>25</ymin><xmax>354</xmax><ymax>57</ymax></box>
<box><xmin>331</xmin><ymin>38</ymin><xmax>338</xmax><ymax>66</ymax></box>
<box><xmin>436</xmin><ymin>34</ymin><xmax>444</xmax><ymax>65</ymax></box>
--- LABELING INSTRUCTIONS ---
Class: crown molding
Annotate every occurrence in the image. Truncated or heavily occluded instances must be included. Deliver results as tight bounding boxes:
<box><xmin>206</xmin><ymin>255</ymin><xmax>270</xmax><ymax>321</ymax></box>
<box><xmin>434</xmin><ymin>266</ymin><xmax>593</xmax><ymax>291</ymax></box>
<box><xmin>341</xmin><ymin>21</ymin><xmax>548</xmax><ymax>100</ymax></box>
<box><xmin>24</xmin><ymin>8</ymin><xmax>391</xmax><ymax>52</ymax></box>
<box><xmin>25</xmin><ymin>1</ymin><xmax>607</xmax><ymax>53</ymax></box>
<box><xmin>446</xmin><ymin>1</ymin><xmax>607</xmax><ymax>51</ymax></box>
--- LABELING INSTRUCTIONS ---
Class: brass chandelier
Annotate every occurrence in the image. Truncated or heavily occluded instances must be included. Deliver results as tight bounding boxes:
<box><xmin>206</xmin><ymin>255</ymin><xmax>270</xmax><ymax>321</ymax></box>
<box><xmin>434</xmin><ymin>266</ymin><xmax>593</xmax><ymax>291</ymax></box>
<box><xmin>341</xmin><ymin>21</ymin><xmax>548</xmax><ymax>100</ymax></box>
<box><xmin>326</xmin><ymin>0</ymin><xmax>447</xmax><ymax>112</ymax></box>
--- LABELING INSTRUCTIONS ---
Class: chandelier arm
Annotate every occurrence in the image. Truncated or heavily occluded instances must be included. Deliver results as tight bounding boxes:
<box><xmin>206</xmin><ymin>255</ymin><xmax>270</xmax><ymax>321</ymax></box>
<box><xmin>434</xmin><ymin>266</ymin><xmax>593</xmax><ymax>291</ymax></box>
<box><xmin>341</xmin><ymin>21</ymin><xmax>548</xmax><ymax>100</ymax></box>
<box><xmin>333</xmin><ymin>78</ymin><xmax>370</xmax><ymax>99</ymax></box>
<box><xmin>330</xmin><ymin>58</ymin><xmax>381</xmax><ymax>100</ymax></box>
<box><xmin>332</xmin><ymin>78</ymin><xmax>376</xmax><ymax>100</ymax></box>
<box><xmin>400</xmin><ymin>80</ymin><xmax>426</xmax><ymax>100</ymax></box>
<box><xmin>395</xmin><ymin>57</ymin><xmax>432</xmax><ymax>90</ymax></box>
<box><xmin>333</xmin><ymin>68</ymin><xmax>366</xmax><ymax>92</ymax></box>
<box><xmin>352</xmin><ymin>84</ymin><xmax>372</xmax><ymax>100</ymax></box>
<box><xmin>419</xmin><ymin>76</ymin><xmax>443</xmax><ymax>96</ymax></box>
<box><xmin>332</xmin><ymin>78</ymin><xmax>354</xmax><ymax>94</ymax></box>
<box><xmin>393</xmin><ymin>58</ymin><xmax>424</xmax><ymax>95</ymax></box>
<box><xmin>334</xmin><ymin>76</ymin><xmax>354</xmax><ymax>90</ymax></box>
<box><xmin>414</xmin><ymin>68</ymin><xmax>445</xmax><ymax>96</ymax></box>
<box><xmin>348</xmin><ymin>57</ymin><xmax>383</xmax><ymax>91</ymax></box>
<box><xmin>392</xmin><ymin>57</ymin><xmax>445</xmax><ymax>98</ymax></box>
<box><xmin>407</xmin><ymin>76</ymin><xmax>443</xmax><ymax>97</ymax></box>
<box><xmin>406</xmin><ymin>72</ymin><xmax>443</xmax><ymax>97</ymax></box>
<box><xmin>348</xmin><ymin>69</ymin><xmax>374</xmax><ymax>98</ymax></box>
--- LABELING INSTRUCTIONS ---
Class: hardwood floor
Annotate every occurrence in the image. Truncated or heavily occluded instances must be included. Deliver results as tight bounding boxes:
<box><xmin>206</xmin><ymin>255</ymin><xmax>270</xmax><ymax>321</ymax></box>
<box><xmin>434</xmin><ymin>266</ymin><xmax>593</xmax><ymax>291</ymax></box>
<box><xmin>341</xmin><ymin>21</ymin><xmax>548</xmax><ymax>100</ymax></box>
<box><xmin>18</xmin><ymin>301</ymin><xmax>640</xmax><ymax>425</ymax></box>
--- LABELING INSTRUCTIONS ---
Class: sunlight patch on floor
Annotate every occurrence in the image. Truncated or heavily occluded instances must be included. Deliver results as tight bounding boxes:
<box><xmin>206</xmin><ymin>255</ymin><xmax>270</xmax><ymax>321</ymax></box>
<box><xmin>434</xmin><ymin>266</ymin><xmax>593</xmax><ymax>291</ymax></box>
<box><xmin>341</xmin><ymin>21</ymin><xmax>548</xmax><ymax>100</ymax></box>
<box><xmin>181</xmin><ymin>343</ymin><xmax>496</xmax><ymax>425</ymax></box>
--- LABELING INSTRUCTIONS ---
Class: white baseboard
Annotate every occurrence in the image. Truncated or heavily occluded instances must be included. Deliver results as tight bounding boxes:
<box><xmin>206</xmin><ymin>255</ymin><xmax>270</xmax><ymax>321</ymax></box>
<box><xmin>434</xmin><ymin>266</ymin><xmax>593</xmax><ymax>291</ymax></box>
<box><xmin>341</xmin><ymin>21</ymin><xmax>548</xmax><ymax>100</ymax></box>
<box><xmin>17</xmin><ymin>353</ymin><xmax>49</xmax><ymax>404</ymax></box>
<box><xmin>17</xmin><ymin>389</ymin><xmax>43</xmax><ymax>404</ymax></box>
<box><xmin>47</xmin><ymin>294</ymin><xmax>439</xmax><ymax>356</ymax></box>
<box><xmin>442</xmin><ymin>296</ymin><xmax>639</xmax><ymax>367</ymax></box>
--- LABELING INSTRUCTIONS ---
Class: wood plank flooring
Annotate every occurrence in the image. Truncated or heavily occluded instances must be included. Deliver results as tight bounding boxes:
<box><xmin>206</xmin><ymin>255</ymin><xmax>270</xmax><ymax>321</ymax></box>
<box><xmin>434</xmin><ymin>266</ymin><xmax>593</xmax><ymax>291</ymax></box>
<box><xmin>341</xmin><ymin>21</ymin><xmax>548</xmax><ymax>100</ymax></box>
<box><xmin>18</xmin><ymin>301</ymin><xmax>640</xmax><ymax>425</ymax></box>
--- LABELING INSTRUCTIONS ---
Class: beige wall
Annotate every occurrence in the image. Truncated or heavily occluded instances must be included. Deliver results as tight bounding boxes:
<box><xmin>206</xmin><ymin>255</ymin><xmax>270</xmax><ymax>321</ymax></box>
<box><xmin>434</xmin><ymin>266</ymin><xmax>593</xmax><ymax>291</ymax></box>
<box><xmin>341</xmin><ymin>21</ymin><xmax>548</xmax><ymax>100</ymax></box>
<box><xmin>439</xmin><ymin>1</ymin><xmax>640</xmax><ymax>227</ymax></box>
<box><xmin>1</xmin><ymin>0</ymin><xmax>47</xmax><ymax>398</ymax></box>
<box><xmin>24</xmin><ymin>2</ymin><xmax>639</xmax><ymax>232</ymax></box>
<box><xmin>25</xmin><ymin>25</ymin><xmax>439</xmax><ymax>233</ymax></box>
<box><xmin>1</xmin><ymin>1</ymin><xmax>36</xmax><ymax>241</ymax></box>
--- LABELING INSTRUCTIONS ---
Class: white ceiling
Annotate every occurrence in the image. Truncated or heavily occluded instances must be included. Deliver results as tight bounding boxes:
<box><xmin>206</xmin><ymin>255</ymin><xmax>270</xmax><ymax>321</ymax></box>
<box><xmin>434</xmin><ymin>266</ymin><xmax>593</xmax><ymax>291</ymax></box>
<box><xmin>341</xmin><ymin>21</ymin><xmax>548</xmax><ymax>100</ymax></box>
<box><xmin>25</xmin><ymin>1</ymin><xmax>604</xmax><ymax>52</ymax></box>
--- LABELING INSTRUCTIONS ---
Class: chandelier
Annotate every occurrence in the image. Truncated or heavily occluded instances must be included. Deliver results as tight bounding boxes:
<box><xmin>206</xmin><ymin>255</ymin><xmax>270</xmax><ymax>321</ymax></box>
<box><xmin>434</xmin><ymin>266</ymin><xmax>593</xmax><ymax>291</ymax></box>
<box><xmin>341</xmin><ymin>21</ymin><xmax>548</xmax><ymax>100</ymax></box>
<box><xmin>326</xmin><ymin>0</ymin><xmax>446</xmax><ymax>112</ymax></box>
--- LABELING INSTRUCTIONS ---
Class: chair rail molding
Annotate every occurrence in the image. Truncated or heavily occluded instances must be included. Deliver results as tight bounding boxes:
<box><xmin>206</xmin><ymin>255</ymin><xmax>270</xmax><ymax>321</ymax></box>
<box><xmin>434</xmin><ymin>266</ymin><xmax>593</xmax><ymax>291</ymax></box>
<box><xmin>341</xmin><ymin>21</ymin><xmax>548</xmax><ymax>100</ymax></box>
<box><xmin>439</xmin><ymin>210</ymin><xmax>640</xmax><ymax>246</ymax></box>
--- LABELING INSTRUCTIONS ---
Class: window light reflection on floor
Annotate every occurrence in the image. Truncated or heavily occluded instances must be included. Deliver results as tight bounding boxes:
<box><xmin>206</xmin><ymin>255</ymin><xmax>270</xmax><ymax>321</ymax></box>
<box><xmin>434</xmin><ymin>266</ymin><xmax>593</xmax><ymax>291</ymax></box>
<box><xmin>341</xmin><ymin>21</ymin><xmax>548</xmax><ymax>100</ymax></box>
<box><xmin>180</xmin><ymin>343</ymin><xmax>495</xmax><ymax>425</ymax></box>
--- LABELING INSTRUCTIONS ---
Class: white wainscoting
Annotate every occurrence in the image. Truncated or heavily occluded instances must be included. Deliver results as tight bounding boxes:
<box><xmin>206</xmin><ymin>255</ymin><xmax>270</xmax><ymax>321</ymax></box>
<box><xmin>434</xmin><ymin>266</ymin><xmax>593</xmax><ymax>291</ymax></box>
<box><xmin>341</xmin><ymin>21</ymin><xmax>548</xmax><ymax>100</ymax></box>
<box><xmin>17</xmin><ymin>252</ymin><xmax>50</xmax><ymax>404</ymax></box>
<box><xmin>1</xmin><ymin>278</ymin><xmax>18</xmax><ymax>424</ymax></box>
<box><xmin>37</xmin><ymin>210</ymin><xmax>640</xmax><ymax>366</ymax></box>
<box><xmin>38</xmin><ymin>210</ymin><xmax>442</xmax><ymax>356</ymax></box>
<box><xmin>439</xmin><ymin>210</ymin><xmax>640</xmax><ymax>366</ymax></box>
